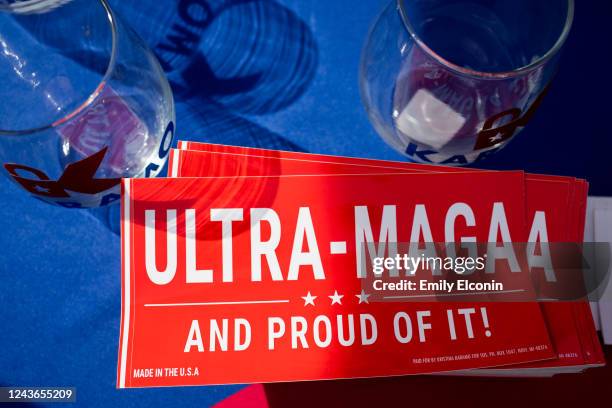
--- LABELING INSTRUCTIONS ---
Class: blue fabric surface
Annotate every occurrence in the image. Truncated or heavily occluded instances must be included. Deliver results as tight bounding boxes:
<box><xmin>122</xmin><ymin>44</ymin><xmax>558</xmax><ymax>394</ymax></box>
<box><xmin>1</xmin><ymin>1</ymin><xmax>611</xmax><ymax>407</ymax></box>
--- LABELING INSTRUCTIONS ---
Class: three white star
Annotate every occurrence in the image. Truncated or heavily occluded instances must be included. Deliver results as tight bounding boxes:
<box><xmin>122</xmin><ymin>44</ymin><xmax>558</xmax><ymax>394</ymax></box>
<box><xmin>329</xmin><ymin>290</ymin><xmax>344</xmax><ymax>305</ymax></box>
<box><xmin>355</xmin><ymin>289</ymin><xmax>371</xmax><ymax>304</ymax></box>
<box><xmin>301</xmin><ymin>291</ymin><xmax>317</xmax><ymax>306</ymax></box>
<box><xmin>301</xmin><ymin>290</ymin><xmax>372</xmax><ymax>306</ymax></box>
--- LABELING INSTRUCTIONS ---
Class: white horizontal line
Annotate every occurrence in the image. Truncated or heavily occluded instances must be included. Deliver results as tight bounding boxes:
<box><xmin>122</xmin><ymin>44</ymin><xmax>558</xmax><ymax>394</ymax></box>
<box><xmin>144</xmin><ymin>300</ymin><xmax>290</xmax><ymax>307</ymax></box>
<box><xmin>330</xmin><ymin>241</ymin><xmax>347</xmax><ymax>254</ymax></box>
<box><xmin>383</xmin><ymin>289</ymin><xmax>526</xmax><ymax>299</ymax></box>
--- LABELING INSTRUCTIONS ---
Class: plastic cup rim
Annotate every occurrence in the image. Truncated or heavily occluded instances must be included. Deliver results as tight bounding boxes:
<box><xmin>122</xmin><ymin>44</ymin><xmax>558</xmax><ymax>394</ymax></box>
<box><xmin>396</xmin><ymin>0</ymin><xmax>575</xmax><ymax>80</ymax></box>
<box><xmin>0</xmin><ymin>0</ymin><xmax>118</xmax><ymax>136</ymax></box>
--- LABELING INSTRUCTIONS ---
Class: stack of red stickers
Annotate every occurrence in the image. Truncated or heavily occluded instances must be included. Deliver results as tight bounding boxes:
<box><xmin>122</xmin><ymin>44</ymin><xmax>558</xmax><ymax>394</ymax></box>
<box><xmin>117</xmin><ymin>142</ymin><xmax>604</xmax><ymax>389</ymax></box>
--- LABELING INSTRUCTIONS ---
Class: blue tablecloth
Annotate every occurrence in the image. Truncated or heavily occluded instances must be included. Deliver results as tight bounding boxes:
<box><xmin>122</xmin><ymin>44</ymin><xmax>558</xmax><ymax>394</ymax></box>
<box><xmin>1</xmin><ymin>1</ymin><xmax>611</xmax><ymax>407</ymax></box>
